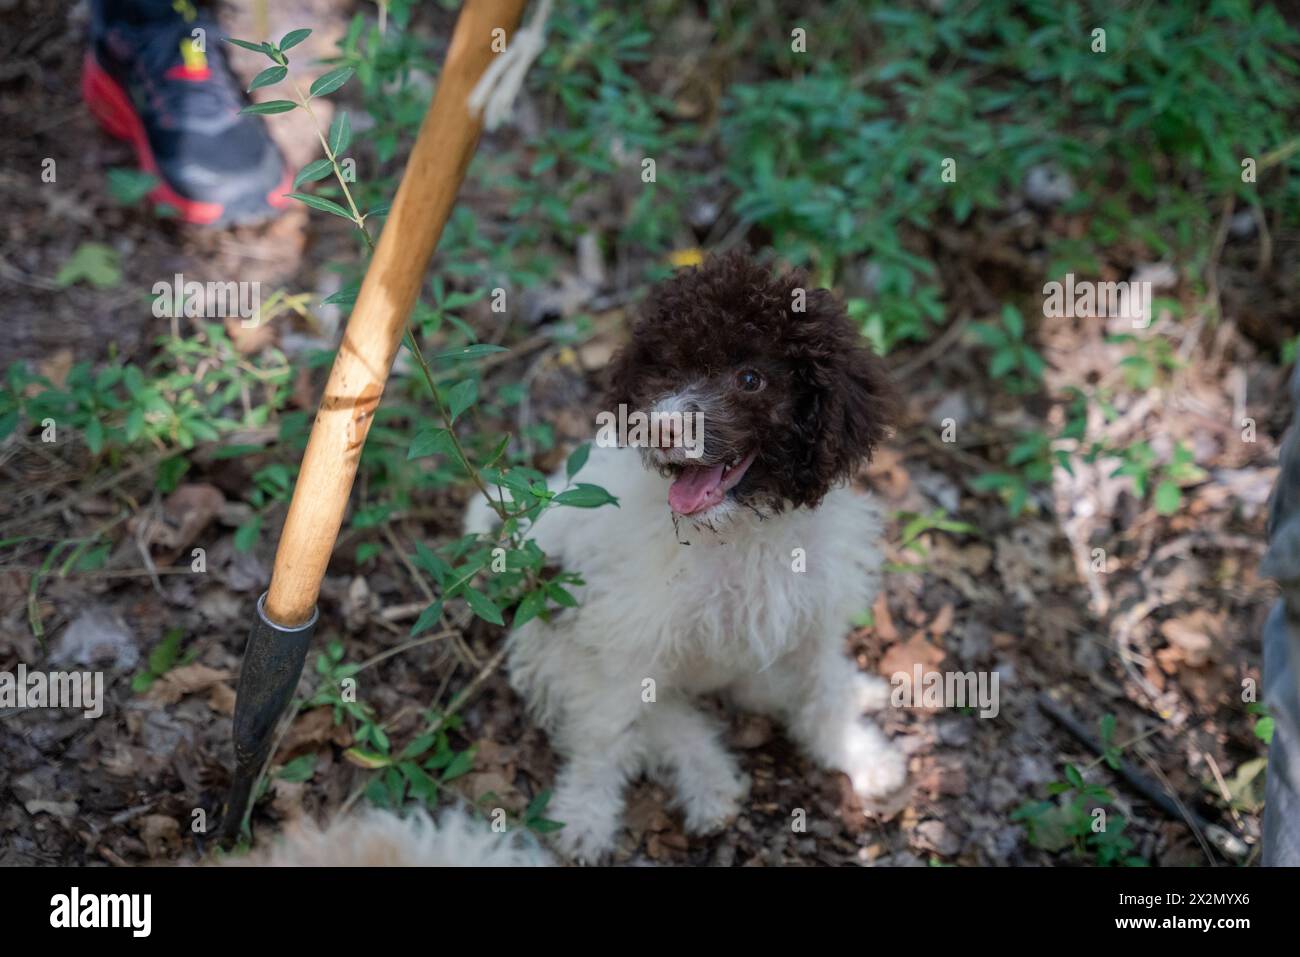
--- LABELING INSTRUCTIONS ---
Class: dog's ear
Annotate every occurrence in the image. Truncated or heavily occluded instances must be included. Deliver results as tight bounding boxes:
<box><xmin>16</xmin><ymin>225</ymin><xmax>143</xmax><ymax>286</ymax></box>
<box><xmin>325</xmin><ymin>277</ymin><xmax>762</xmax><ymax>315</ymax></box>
<box><xmin>827</xmin><ymin>341</ymin><xmax>898</xmax><ymax>470</ymax></box>
<box><xmin>783</xmin><ymin>290</ymin><xmax>899</xmax><ymax>504</ymax></box>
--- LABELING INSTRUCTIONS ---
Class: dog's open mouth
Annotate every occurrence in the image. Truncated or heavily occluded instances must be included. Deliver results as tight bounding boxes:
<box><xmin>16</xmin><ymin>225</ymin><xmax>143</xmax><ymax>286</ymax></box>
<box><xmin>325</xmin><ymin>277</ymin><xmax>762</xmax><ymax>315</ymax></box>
<box><xmin>667</xmin><ymin>450</ymin><xmax>757</xmax><ymax>515</ymax></box>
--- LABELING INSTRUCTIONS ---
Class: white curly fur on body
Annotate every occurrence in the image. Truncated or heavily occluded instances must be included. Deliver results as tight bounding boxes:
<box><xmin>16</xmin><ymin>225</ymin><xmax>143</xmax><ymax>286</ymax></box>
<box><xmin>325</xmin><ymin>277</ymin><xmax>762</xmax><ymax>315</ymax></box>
<box><xmin>467</xmin><ymin>444</ymin><xmax>905</xmax><ymax>861</ymax></box>
<box><xmin>236</xmin><ymin>808</ymin><xmax>551</xmax><ymax>867</ymax></box>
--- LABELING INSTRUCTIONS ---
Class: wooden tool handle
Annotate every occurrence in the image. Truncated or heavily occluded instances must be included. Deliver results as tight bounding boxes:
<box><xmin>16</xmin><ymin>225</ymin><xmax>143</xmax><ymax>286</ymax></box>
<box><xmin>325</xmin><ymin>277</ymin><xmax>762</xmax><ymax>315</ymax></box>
<box><xmin>266</xmin><ymin>0</ymin><xmax>529</xmax><ymax>626</ymax></box>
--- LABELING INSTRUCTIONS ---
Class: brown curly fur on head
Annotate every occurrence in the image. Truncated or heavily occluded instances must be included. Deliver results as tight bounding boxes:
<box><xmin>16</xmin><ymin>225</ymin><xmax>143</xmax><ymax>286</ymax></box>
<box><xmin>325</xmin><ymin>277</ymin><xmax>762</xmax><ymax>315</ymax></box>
<box><xmin>605</xmin><ymin>250</ymin><xmax>898</xmax><ymax>512</ymax></box>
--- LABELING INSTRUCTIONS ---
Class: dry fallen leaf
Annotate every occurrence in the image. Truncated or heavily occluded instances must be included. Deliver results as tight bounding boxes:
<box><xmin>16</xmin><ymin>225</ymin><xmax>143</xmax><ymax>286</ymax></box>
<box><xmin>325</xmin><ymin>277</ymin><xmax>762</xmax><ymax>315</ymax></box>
<box><xmin>871</xmin><ymin>593</ymin><xmax>899</xmax><ymax>641</ymax></box>
<box><xmin>37</xmin><ymin>347</ymin><xmax>74</xmax><ymax>390</ymax></box>
<box><xmin>878</xmin><ymin>632</ymin><xmax>946</xmax><ymax>680</ymax></box>
<box><xmin>207</xmin><ymin>682</ymin><xmax>237</xmax><ymax>716</ymax></box>
<box><xmin>131</xmin><ymin>483</ymin><xmax>225</xmax><ymax>561</ymax></box>
<box><xmin>136</xmin><ymin>814</ymin><xmax>181</xmax><ymax>858</ymax></box>
<box><xmin>864</xmin><ymin>445</ymin><xmax>910</xmax><ymax>499</ymax></box>
<box><xmin>147</xmin><ymin>664</ymin><xmax>232</xmax><ymax>705</ymax></box>
<box><xmin>929</xmin><ymin>603</ymin><xmax>955</xmax><ymax>638</ymax></box>
<box><xmin>225</xmin><ymin>314</ymin><xmax>276</xmax><ymax>355</ymax></box>
<box><xmin>279</xmin><ymin>707</ymin><xmax>343</xmax><ymax>757</ymax></box>
<box><xmin>1159</xmin><ymin>610</ymin><xmax>1221</xmax><ymax>669</ymax></box>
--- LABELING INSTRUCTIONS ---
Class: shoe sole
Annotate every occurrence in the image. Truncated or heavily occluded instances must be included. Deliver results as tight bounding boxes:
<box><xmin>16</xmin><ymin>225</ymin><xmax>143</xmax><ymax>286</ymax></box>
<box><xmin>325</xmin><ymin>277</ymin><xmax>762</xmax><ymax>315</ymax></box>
<box><xmin>81</xmin><ymin>53</ymin><xmax>292</xmax><ymax>228</ymax></box>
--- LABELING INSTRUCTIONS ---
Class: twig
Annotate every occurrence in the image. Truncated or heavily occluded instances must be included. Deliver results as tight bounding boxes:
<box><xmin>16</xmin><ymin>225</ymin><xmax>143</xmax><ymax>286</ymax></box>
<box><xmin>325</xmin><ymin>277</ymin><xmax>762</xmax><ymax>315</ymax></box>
<box><xmin>353</xmin><ymin>628</ymin><xmax>459</xmax><ymax>674</ymax></box>
<box><xmin>1203</xmin><ymin>752</ymin><xmax>1246</xmax><ymax>833</ymax></box>
<box><xmin>1136</xmin><ymin>750</ymin><xmax>1216</xmax><ymax>866</ymax></box>
<box><xmin>1204</xmin><ymin>192</ymin><xmax>1234</xmax><ymax>323</ymax></box>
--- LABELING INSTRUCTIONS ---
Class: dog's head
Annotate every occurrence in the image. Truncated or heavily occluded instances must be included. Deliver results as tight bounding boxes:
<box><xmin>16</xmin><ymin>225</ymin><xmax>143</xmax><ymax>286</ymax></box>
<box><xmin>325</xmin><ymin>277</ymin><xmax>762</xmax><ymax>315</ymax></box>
<box><xmin>604</xmin><ymin>251</ymin><xmax>898</xmax><ymax>523</ymax></box>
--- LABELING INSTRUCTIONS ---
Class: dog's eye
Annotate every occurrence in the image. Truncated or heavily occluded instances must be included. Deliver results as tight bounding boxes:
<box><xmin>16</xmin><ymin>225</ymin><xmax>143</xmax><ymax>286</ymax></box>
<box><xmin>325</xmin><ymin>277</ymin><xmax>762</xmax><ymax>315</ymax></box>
<box><xmin>734</xmin><ymin>369</ymin><xmax>765</xmax><ymax>392</ymax></box>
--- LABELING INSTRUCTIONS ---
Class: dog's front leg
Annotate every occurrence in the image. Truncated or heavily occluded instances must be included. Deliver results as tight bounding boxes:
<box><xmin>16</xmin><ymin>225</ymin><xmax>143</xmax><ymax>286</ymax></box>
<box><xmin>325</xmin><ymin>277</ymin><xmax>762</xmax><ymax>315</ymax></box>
<box><xmin>548</xmin><ymin>722</ymin><xmax>641</xmax><ymax>863</ymax></box>
<box><xmin>786</xmin><ymin>647</ymin><xmax>907</xmax><ymax>800</ymax></box>
<box><xmin>642</xmin><ymin>697</ymin><xmax>750</xmax><ymax>834</ymax></box>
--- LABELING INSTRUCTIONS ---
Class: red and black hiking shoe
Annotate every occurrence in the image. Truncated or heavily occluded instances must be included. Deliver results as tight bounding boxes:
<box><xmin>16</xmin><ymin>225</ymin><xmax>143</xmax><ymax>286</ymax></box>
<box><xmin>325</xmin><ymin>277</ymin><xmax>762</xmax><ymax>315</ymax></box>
<box><xmin>83</xmin><ymin>4</ymin><xmax>291</xmax><ymax>227</ymax></box>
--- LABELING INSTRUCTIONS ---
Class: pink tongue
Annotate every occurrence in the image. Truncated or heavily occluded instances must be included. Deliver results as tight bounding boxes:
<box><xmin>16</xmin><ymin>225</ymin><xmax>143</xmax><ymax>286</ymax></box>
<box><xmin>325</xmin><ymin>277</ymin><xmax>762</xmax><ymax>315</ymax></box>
<box><xmin>668</xmin><ymin>463</ymin><xmax>726</xmax><ymax>514</ymax></box>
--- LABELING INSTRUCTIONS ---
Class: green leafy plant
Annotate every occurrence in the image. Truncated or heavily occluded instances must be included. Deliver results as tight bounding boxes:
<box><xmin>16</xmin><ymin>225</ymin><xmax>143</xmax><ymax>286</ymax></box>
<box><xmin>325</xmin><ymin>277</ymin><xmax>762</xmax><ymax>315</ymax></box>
<box><xmin>1249</xmin><ymin>702</ymin><xmax>1275</xmax><ymax>746</ymax></box>
<box><xmin>132</xmin><ymin>628</ymin><xmax>195</xmax><ymax>693</ymax></box>
<box><xmin>896</xmin><ymin>508</ymin><xmax>980</xmax><ymax>558</ymax></box>
<box><xmin>1013</xmin><ymin>714</ymin><xmax>1148</xmax><ymax>867</ymax></box>
<box><xmin>971</xmin><ymin>306</ymin><xmax>1046</xmax><ymax>394</ymax></box>
<box><xmin>1112</xmin><ymin>439</ymin><xmax>1206</xmax><ymax>516</ymax></box>
<box><xmin>55</xmin><ymin>242</ymin><xmax>121</xmax><ymax>289</ymax></box>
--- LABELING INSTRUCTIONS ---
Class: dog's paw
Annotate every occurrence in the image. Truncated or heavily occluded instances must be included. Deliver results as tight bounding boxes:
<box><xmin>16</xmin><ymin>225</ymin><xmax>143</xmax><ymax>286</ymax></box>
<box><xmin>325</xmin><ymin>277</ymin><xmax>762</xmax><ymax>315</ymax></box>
<box><xmin>854</xmin><ymin>672</ymin><xmax>892</xmax><ymax>713</ymax></box>
<box><xmin>843</xmin><ymin>725</ymin><xmax>908</xmax><ymax>799</ymax></box>
<box><xmin>680</xmin><ymin>770</ymin><xmax>750</xmax><ymax>835</ymax></box>
<box><xmin>548</xmin><ymin>794</ymin><xmax>621</xmax><ymax>863</ymax></box>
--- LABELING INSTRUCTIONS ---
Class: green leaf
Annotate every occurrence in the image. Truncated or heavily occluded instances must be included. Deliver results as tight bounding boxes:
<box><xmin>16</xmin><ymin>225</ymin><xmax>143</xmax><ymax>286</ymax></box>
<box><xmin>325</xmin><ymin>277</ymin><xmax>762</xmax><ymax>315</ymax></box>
<box><xmin>310</xmin><ymin>66</ymin><xmax>354</xmax><ymax>97</ymax></box>
<box><xmin>148</xmin><ymin>628</ymin><xmax>184</xmax><ymax>675</ymax></box>
<box><xmin>1001</xmin><ymin>304</ymin><xmax>1025</xmax><ymax>338</ymax></box>
<box><xmin>525</xmin><ymin>789</ymin><xmax>553</xmax><ymax>820</ymax></box>
<box><xmin>240</xmin><ymin>99</ymin><xmax>297</xmax><ymax>115</ymax></box>
<box><xmin>279</xmin><ymin>28</ymin><xmax>312</xmax><ymax>52</ymax></box>
<box><xmin>408</xmin><ymin>427</ymin><xmax>458</xmax><ymax>460</ymax></box>
<box><xmin>402</xmin><ymin>761</ymin><xmax>441</xmax><ymax>802</ymax></box>
<box><xmin>321</xmin><ymin>284</ymin><xmax>359</xmax><ymax>307</ymax></box>
<box><xmin>344</xmin><ymin>747</ymin><xmax>391</xmax><ymax>769</ymax></box>
<box><xmin>56</xmin><ymin>242</ymin><xmax>121</xmax><ymax>289</ymax></box>
<box><xmin>84</xmin><ymin>416</ymin><xmax>105</xmax><ymax>454</ymax></box>
<box><xmin>106</xmin><ymin>168</ymin><xmax>158</xmax><ymax>205</ymax></box>
<box><xmin>410</xmin><ymin>600</ymin><xmax>444</xmax><ymax>637</ymax></box>
<box><xmin>355</xmin><ymin>541</ymin><xmax>382</xmax><ymax>564</ymax></box>
<box><xmin>1153</xmin><ymin>479</ymin><xmax>1181</xmax><ymax>516</ymax></box>
<box><xmin>125</xmin><ymin>406</ymin><xmax>144</xmax><ymax>442</ymax></box>
<box><xmin>1099</xmin><ymin>714</ymin><xmax>1116</xmax><ymax>745</ymax></box>
<box><xmin>970</xmin><ymin>322</ymin><xmax>1007</xmax><ymax>349</ymax></box>
<box><xmin>546</xmin><ymin>583</ymin><xmax>578</xmax><ymax>607</ymax></box>
<box><xmin>248</xmin><ymin>65</ymin><xmax>287</xmax><ymax>92</ymax></box>
<box><xmin>234</xmin><ymin>514</ymin><xmax>262</xmax><ymax>552</ymax></box>
<box><xmin>400</xmin><ymin>732</ymin><xmax>438</xmax><ymax>761</ymax></box>
<box><xmin>513</xmin><ymin>589</ymin><xmax>548</xmax><ymax>627</ymax></box>
<box><xmin>285</xmin><ymin>192</ymin><xmax>354</xmax><ymax>220</ymax></box>
<box><xmin>224</xmin><ymin>37</ymin><xmax>271</xmax><ymax>54</ymax></box>
<box><xmin>440</xmin><ymin>748</ymin><xmax>475</xmax><ymax>782</ymax></box>
<box><xmin>412</xmin><ymin>542</ymin><xmax>454</xmax><ymax>583</ymax></box>
<box><xmin>293</xmin><ymin>158</ymin><xmax>334</xmax><ymax>188</ymax></box>
<box><xmin>554</xmin><ymin>483</ymin><xmax>619</xmax><ymax>509</ymax></box>
<box><xmin>74</xmin><ymin>543</ymin><xmax>111</xmax><ymax>572</ymax></box>
<box><xmin>989</xmin><ymin>349</ymin><xmax>1017</xmax><ymax>378</ymax></box>
<box><xmin>276</xmin><ymin>754</ymin><xmax>317</xmax><ymax>782</ymax></box>
<box><xmin>566</xmin><ymin>442</ymin><xmax>591</xmax><ymax>479</ymax></box>
<box><xmin>1255</xmin><ymin>715</ymin><xmax>1275</xmax><ymax>744</ymax></box>
<box><xmin>463</xmin><ymin>586</ymin><xmax>504</xmax><ymax>625</ymax></box>
<box><xmin>483</xmin><ymin>434</ymin><xmax>510</xmax><ymax>468</ymax></box>
<box><xmin>445</xmin><ymin>379</ymin><xmax>477</xmax><ymax>422</ymax></box>
<box><xmin>1064</xmin><ymin>764</ymin><xmax>1085</xmax><ymax>789</ymax></box>
<box><xmin>431</xmin><ymin>344</ymin><xmax>508</xmax><ymax>362</ymax></box>
<box><xmin>328</xmin><ymin>110</ymin><xmax>351</xmax><ymax>156</ymax></box>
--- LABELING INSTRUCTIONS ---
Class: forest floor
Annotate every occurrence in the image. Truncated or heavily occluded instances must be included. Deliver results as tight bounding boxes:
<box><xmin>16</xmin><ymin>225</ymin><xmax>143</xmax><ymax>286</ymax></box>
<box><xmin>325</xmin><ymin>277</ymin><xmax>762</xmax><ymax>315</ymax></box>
<box><xmin>0</xmin><ymin>0</ymin><xmax>1291</xmax><ymax>866</ymax></box>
